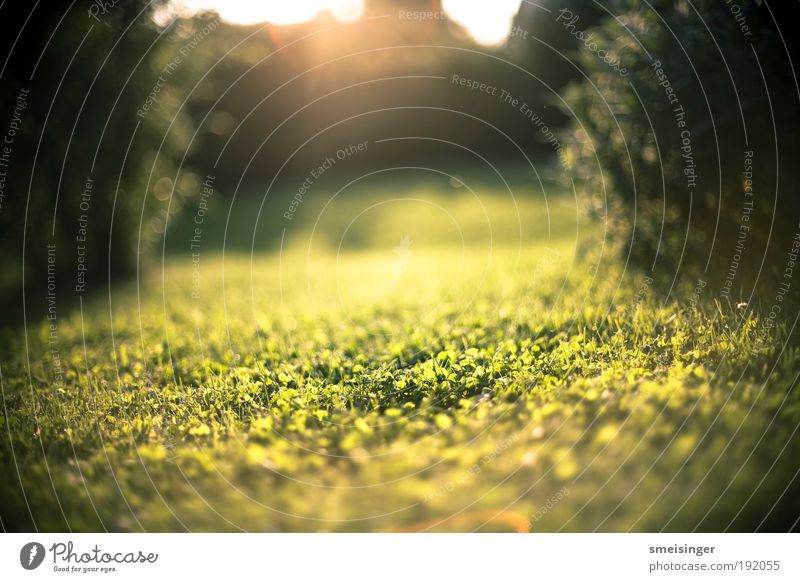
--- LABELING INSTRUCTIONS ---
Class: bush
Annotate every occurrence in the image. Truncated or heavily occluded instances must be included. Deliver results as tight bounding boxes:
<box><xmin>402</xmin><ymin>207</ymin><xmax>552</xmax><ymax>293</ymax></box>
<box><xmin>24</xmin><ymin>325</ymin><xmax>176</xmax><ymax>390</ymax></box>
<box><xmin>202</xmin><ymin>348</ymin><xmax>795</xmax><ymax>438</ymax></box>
<box><xmin>560</xmin><ymin>0</ymin><xmax>800</xmax><ymax>302</ymax></box>
<box><xmin>0</xmin><ymin>1</ymin><xmax>216</xmax><ymax>306</ymax></box>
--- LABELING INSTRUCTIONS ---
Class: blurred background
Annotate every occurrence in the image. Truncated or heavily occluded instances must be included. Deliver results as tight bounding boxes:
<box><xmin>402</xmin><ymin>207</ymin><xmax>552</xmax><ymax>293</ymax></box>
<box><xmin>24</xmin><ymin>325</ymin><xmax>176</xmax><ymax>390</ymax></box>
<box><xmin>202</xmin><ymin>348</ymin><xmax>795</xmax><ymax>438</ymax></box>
<box><xmin>0</xmin><ymin>0</ymin><xmax>602</xmax><ymax>312</ymax></box>
<box><xmin>1</xmin><ymin>0</ymin><xmax>798</xmax><ymax>322</ymax></box>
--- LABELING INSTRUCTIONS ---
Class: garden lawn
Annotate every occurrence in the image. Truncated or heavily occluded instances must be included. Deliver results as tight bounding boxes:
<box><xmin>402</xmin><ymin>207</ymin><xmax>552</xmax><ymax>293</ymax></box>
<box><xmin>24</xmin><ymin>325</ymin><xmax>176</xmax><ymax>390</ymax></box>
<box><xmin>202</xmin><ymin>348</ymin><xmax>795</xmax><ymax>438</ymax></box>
<box><xmin>1</xmin><ymin>189</ymin><xmax>798</xmax><ymax>532</ymax></box>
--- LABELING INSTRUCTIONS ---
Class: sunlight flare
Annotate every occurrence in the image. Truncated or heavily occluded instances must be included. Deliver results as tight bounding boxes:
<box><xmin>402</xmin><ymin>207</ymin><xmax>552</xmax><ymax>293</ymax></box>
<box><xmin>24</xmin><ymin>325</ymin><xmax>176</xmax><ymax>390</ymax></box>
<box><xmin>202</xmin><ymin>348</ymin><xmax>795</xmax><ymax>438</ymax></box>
<box><xmin>442</xmin><ymin>0</ymin><xmax>522</xmax><ymax>46</ymax></box>
<box><xmin>164</xmin><ymin>0</ymin><xmax>365</xmax><ymax>26</ymax></box>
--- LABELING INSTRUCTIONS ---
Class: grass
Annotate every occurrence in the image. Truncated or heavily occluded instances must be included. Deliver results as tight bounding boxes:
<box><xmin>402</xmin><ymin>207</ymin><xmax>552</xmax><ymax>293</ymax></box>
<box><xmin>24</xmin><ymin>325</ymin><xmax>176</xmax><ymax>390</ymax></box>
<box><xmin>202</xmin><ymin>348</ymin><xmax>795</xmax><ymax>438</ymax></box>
<box><xmin>1</xmin><ymin>179</ymin><xmax>799</xmax><ymax>532</ymax></box>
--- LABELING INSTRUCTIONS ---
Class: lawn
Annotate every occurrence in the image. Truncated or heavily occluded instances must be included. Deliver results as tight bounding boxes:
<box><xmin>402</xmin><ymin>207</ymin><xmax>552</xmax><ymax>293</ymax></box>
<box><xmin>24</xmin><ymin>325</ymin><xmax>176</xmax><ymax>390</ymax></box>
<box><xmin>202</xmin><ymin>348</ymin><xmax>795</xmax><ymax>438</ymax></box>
<box><xmin>1</xmin><ymin>180</ymin><xmax>798</xmax><ymax>532</ymax></box>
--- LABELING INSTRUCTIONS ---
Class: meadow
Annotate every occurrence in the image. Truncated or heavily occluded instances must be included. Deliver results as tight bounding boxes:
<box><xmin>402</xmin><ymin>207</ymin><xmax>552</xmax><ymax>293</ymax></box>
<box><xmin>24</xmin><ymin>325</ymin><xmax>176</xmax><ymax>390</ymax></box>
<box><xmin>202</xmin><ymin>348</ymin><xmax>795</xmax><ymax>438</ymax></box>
<box><xmin>2</xmin><ymin>177</ymin><xmax>798</xmax><ymax>532</ymax></box>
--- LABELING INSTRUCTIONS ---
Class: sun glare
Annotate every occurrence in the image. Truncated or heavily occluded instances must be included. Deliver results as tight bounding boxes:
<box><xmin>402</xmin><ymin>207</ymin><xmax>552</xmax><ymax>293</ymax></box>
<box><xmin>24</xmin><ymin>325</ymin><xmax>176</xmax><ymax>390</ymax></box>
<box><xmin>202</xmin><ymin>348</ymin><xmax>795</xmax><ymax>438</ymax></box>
<box><xmin>442</xmin><ymin>0</ymin><xmax>522</xmax><ymax>46</ymax></box>
<box><xmin>166</xmin><ymin>0</ymin><xmax>365</xmax><ymax>26</ymax></box>
<box><xmin>160</xmin><ymin>1</ymin><xmax>522</xmax><ymax>47</ymax></box>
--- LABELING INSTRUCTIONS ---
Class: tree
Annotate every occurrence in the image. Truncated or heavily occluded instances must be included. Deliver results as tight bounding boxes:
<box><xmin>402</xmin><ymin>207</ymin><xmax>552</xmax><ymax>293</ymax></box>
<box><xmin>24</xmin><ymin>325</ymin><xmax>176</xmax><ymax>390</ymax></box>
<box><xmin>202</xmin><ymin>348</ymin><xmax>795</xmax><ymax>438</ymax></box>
<box><xmin>0</xmin><ymin>0</ymin><xmax>214</xmax><ymax>313</ymax></box>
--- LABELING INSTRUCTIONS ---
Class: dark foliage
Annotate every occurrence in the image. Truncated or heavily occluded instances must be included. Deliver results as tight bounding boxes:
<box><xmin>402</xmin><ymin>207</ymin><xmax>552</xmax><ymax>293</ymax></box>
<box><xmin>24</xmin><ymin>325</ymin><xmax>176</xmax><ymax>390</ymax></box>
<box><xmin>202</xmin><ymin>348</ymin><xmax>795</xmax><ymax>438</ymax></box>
<box><xmin>561</xmin><ymin>0</ymin><xmax>800</xmax><ymax>302</ymax></box>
